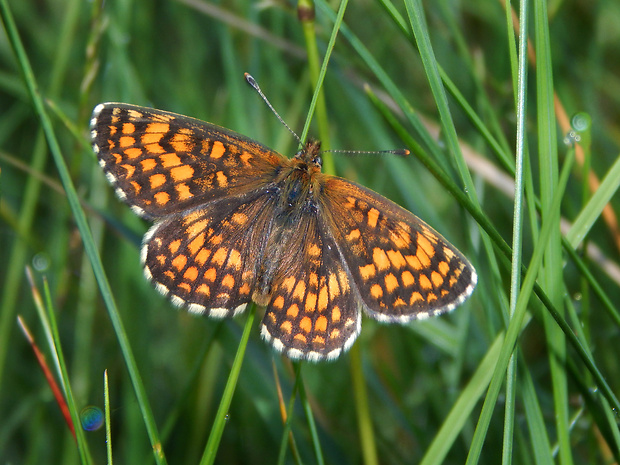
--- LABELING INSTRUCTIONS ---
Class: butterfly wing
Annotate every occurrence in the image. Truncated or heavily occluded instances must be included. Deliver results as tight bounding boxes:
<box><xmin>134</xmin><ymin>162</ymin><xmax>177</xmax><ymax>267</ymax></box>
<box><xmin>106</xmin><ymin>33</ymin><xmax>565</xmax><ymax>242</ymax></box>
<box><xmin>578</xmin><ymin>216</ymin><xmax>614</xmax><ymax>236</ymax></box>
<box><xmin>141</xmin><ymin>190</ymin><xmax>278</xmax><ymax>317</ymax></box>
<box><xmin>260</xmin><ymin>211</ymin><xmax>361</xmax><ymax>362</ymax></box>
<box><xmin>90</xmin><ymin>103</ymin><xmax>284</xmax><ymax>219</ymax></box>
<box><xmin>320</xmin><ymin>177</ymin><xmax>477</xmax><ymax>322</ymax></box>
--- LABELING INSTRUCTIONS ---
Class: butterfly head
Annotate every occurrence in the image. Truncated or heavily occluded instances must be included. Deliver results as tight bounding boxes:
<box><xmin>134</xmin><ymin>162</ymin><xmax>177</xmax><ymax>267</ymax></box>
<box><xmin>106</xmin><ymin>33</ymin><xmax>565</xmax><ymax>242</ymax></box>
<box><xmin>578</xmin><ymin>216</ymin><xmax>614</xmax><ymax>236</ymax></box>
<box><xmin>293</xmin><ymin>139</ymin><xmax>323</xmax><ymax>171</ymax></box>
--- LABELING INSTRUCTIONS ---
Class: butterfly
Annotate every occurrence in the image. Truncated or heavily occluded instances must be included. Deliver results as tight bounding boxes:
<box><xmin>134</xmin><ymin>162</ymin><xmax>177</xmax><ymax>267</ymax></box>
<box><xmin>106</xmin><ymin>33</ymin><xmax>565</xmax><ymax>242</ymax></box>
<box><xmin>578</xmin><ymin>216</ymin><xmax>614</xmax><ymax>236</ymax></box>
<box><xmin>90</xmin><ymin>97</ymin><xmax>476</xmax><ymax>362</ymax></box>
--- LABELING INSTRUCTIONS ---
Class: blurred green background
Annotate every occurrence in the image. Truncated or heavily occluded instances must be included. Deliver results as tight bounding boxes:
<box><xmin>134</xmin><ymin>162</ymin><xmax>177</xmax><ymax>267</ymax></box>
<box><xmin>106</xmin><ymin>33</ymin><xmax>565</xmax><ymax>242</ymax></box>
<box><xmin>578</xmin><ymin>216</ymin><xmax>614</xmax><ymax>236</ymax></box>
<box><xmin>1</xmin><ymin>0</ymin><xmax>620</xmax><ymax>463</ymax></box>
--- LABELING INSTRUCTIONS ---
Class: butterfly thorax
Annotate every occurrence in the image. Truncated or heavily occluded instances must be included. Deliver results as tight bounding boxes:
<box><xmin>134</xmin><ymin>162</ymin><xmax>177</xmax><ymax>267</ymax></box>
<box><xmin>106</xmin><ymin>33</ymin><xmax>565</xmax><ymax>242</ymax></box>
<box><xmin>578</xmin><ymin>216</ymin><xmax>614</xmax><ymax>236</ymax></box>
<box><xmin>273</xmin><ymin>140</ymin><xmax>323</xmax><ymax>217</ymax></box>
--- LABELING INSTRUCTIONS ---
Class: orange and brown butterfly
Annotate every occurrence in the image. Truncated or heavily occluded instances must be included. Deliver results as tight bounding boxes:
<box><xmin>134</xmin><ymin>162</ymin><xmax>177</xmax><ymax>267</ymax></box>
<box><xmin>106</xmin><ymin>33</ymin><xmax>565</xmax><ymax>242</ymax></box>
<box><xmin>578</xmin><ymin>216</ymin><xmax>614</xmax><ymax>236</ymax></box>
<box><xmin>90</xmin><ymin>87</ymin><xmax>476</xmax><ymax>362</ymax></box>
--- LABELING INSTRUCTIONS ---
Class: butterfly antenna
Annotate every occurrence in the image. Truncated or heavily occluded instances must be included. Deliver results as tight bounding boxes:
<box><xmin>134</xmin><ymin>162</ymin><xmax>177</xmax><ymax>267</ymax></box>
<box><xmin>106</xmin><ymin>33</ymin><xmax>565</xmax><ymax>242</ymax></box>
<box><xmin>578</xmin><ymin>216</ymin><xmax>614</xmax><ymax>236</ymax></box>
<box><xmin>244</xmin><ymin>73</ymin><xmax>302</xmax><ymax>146</ymax></box>
<box><xmin>323</xmin><ymin>148</ymin><xmax>410</xmax><ymax>157</ymax></box>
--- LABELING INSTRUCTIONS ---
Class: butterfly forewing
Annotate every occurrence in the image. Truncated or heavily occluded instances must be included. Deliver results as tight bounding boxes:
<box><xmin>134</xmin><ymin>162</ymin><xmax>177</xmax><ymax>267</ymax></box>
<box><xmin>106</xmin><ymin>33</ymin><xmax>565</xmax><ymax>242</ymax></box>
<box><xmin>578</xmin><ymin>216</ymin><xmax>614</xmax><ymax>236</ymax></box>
<box><xmin>321</xmin><ymin>178</ymin><xmax>477</xmax><ymax>321</ymax></box>
<box><xmin>91</xmin><ymin>103</ymin><xmax>283</xmax><ymax>219</ymax></box>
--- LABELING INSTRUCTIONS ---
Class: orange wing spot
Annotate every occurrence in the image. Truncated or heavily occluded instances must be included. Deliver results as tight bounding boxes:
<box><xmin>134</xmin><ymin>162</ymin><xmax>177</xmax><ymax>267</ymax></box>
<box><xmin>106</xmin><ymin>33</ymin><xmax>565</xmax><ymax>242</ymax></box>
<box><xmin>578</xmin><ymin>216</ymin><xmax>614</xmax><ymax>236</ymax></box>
<box><xmin>195</xmin><ymin>248</ymin><xmax>210</xmax><ymax>266</ymax></box>
<box><xmin>443</xmin><ymin>247</ymin><xmax>456</xmax><ymax>260</ymax></box>
<box><xmin>331</xmin><ymin>306</ymin><xmax>341</xmax><ymax>322</ymax></box>
<box><xmin>317</xmin><ymin>286</ymin><xmax>328</xmax><ymax>312</ymax></box>
<box><xmin>210</xmin><ymin>140</ymin><xmax>226</xmax><ymax>159</ymax></box>
<box><xmin>359</xmin><ymin>263</ymin><xmax>376</xmax><ymax>281</ymax></box>
<box><xmin>410</xmin><ymin>292</ymin><xmax>424</xmax><ymax>304</ymax></box>
<box><xmin>112</xmin><ymin>153</ymin><xmax>122</xmax><ymax>163</ymax></box>
<box><xmin>227</xmin><ymin>249</ymin><xmax>242</xmax><ymax>270</ymax></box>
<box><xmin>449</xmin><ymin>276</ymin><xmax>458</xmax><ymax>287</ymax></box>
<box><xmin>179</xmin><ymin>127</ymin><xmax>193</xmax><ymax>135</ymax></box>
<box><xmin>178</xmin><ymin>282</ymin><xmax>191</xmax><ymax>293</ymax></box>
<box><xmin>172</xmin><ymin>254</ymin><xmax>187</xmax><ymax>271</ymax></box>
<box><xmin>367</xmin><ymin>208</ymin><xmax>380</xmax><ymax>228</ymax></box>
<box><xmin>119</xmin><ymin>136</ymin><xmax>135</xmax><ymax>147</ymax></box>
<box><xmin>427</xmin><ymin>293</ymin><xmax>438</xmax><ymax>303</ymax></box>
<box><xmin>188</xmin><ymin>233</ymin><xmax>205</xmax><ymax>256</ymax></box>
<box><xmin>170</xmin><ymin>165</ymin><xmax>194</xmax><ymax>182</ymax></box>
<box><xmin>305</xmin><ymin>292</ymin><xmax>317</xmax><ymax>313</ymax></box>
<box><xmin>108</xmin><ymin>125</ymin><xmax>117</xmax><ymax>135</ymax></box>
<box><xmin>370</xmin><ymin>284</ymin><xmax>383</xmax><ymax>299</ymax></box>
<box><xmin>441</xmin><ymin>289</ymin><xmax>450</xmax><ymax>297</ymax></box>
<box><xmin>405</xmin><ymin>254</ymin><xmax>423</xmax><ymax>270</ymax></box>
<box><xmin>239</xmin><ymin>282</ymin><xmax>251</xmax><ymax>295</ymax></box>
<box><xmin>184</xmin><ymin>267</ymin><xmax>199</xmax><ymax>281</ymax></box>
<box><xmin>196</xmin><ymin>284</ymin><xmax>210</xmax><ymax>296</ymax></box>
<box><xmin>338</xmin><ymin>270</ymin><xmax>350</xmax><ymax>292</ymax></box>
<box><xmin>150</xmin><ymin>173</ymin><xmax>167</xmax><ymax>189</ymax></box>
<box><xmin>145</xmin><ymin>122</ymin><xmax>169</xmax><ymax>133</ymax></box>
<box><xmin>145</xmin><ymin>143</ymin><xmax>165</xmax><ymax>154</ymax></box>
<box><xmin>216</xmin><ymin>171</ymin><xmax>228</xmax><ymax>187</ymax></box>
<box><xmin>307</xmin><ymin>243</ymin><xmax>321</xmax><ymax>257</ymax></box>
<box><xmin>300</xmin><ymin>316</ymin><xmax>312</xmax><ymax>333</ymax></box>
<box><xmin>421</xmin><ymin>226</ymin><xmax>439</xmax><ymax>243</ymax></box>
<box><xmin>431</xmin><ymin>271</ymin><xmax>444</xmax><ymax>288</ymax></box>
<box><xmin>415</xmin><ymin>247</ymin><xmax>432</xmax><ymax>268</ymax></box>
<box><xmin>281</xmin><ymin>276</ymin><xmax>296</xmax><ymax>293</ymax></box>
<box><xmin>309</xmin><ymin>272</ymin><xmax>319</xmax><ymax>287</ymax></box>
<box><xmin>156</xmin><ymin>255</ymin><xmax>166</xmax><ymax>265</ymax></box>
<box><xmin>328</xmin><ymin>273</ymin><xmax>340</xmax><ymax>298</ymax></box>
<box><xmin>171</xmin><ymin>140</ymin><xmax>191</xmax><ymax>153</ymax></box>
<box><xmin>294</xmin><ymin>333</ymin><xmax>307</xmax><ymax>343</ymax></box>
<box><xmin>160</xmin><ymin>152</ymin><xmax>182</xmax><ymax>167</ymax></box>
<box><xmin>211</xmin><ymin>248</ymin><xmax>228</xmax><ymax>266</ymax></box>
<box><xmin>418</xmin><ymin>234</ymin><xmax>436</xmax><ymax>259</ymax></box>
<box><xmin>222</xmin><ymin>274</ymin><xmax>235</xmax><ymax>289</ymax></box>
<box><xmin>390</xmin><ymin>230</ymin><xmax>411</xmax><ymax>249</ymax></box>
<box><xmin>401</xmin><ymin>271</ymin><xmax>415</xmax><ymax>287</ymax></box>
<box><xmin>175</xmin><ymin>183</ymin><xmax>193</xmax><ymax>200</ymax></box>
<box><xmin>312</xmin><ymin>335</ymin><xmax>326</xmax><ymax>346</ymax></box>
<box><xmin>240</xmin><ymin>151</ymin><xmax>253</xmax><ymax>165</ymax></box>
<box><xmin>204</xmin><ymin>267</ymin><xmax>217</xmax><ymax>282</ymax></box>
<box><xmin>280</xmin><ymin>321</ymin><xmax>293</xmax><ymax>334</ymax></box>
<box><xmin>329</xmin><ymin>328</ymin><xmax>340</xmax><ymax>340</ymax></box>
<box><xmin>292</xmin><ymin>280</ymin><xmax>306</xmax><ymax>302</ymax></box>
<box><xmin>387</xmin><ymin>250</ymin><xmax>407</xmax><ymax>269</ymax></box>
<box><xmin>130</xmin><ymin>181</ymin><xmax>141</xmax><ymax>194</ymax></box>
<box><xmin>346</xmin><ymin>228</ymin><xmax>361</xmax><ymax>242</ymax></box>
<box><xmin>372</xmin><ymin>248</ymin><xmax>391</xmax><ymax>271</ymax></box>
<box><xmin>231</xmin><ymin>212</ymin><xmax>248</xmax><ymax>225</ymax></box>
<box><xmin>124</xmin><ymin>147</ymin><xmax>143</xmax><ymax>158</ymax></box>
<box><xmin>315</xmin><ymin>315</ymin><xmax>328</xmax><ymax>332</ymax></box>
<box><xmin>121</xmin><ymin>164</ymin><xmax>135</xmax><ymax>178</ymax></box>
<box><xmin>419</xmin><ymin>275</ymin><xmax>433</xmax><ymax>290</ymax></box>
<box><xmin>344</xmin><ymin>318</ymin><xmax>356</xmax><ymax>327</ymax></box>
<box><xmin>127</xmin><ymin>109</ymin><xmax>143</xmax><ymax>119</ymax></box>
<box><xmin>384</xmin><ymin>274</ymin><xmax>399</xmax><ymax>293</ymax></box>
<box><xmin>169</xmin><ymin>239</ymin><xmax>181</xmax><ymax>254</ymax></box>
<box><xmin>266</xmin><ymin>311</ymin><xmax>277</xmax><ymax>324</ymax></box>
<box><xmin>438</xmin><ymin>261</ymin><xmax>450</xmax><ymax>276</ymax></box>
<box><xmin>141</xmin><ymin>158</ymin><xmax>157</xmax><ymax>171</ymax></box>
<box><xmin>154</xmin><ymin>191</ymin><xmax>170</xmax><ymax>205</ymax></box>
<box><xmin>453</xmin><ymin>267</ymin><xmax>463</xmax><ymax>278</ymax></box>
<box><xmin>184</xmin><ymin>217</ymin><xmax>207</xmax><ymax>239</ymax></box>
<box><xmin>272</xmin><ymin>296</ymin><xmax>285</xmax><ymax>310</ymax></box>
<box><xmin>164</xmin><ymin>270</ymin><xmax>175</xmax><ymax>281</ymax></box>
<box><xmin>394</xmin><ymin>297</ymin><xmax>406</xmax><ymax>307</ymax></box>
<box><xmin>287</xmin><ymin>304</ymin><xmax>299</xmax><ymax>318</ymax></box>
<box><xmin>209</xmin><ymin>234</ymin><xmax>223</xmax><ymax>246</ymax></box>
<box><xmin>122</xmin><ymin>122</ymin><xmax>135</xmax><ymax>134</ymax></box>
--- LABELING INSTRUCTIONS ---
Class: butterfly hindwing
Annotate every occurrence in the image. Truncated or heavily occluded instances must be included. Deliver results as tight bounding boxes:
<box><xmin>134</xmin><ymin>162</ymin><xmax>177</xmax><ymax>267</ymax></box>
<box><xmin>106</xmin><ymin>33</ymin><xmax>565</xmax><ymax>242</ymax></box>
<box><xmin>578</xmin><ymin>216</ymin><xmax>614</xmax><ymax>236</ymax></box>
<box><xmin>260</xmin><ymin>212</ymin><xmax>361</xmax><ymax>361</ymax></box>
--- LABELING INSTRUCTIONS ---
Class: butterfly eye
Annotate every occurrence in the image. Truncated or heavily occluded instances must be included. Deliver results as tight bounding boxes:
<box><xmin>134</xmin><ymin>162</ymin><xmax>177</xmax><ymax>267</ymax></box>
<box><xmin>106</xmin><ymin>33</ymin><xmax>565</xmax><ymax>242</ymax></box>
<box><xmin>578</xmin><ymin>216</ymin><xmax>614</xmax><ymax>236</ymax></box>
<box><xmin>313</xmin><ymin>156</ymin><xmax>322</xmax><ymax>167</ymax></box>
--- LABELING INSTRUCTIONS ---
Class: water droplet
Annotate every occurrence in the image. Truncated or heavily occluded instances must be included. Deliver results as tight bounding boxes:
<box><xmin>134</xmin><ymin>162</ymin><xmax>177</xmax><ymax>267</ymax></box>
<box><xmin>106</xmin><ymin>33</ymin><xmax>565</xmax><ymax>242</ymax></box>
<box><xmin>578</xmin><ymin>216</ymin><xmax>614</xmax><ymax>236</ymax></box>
<box><xmin>80</xmin><ymin>405</ymin><xmax>104</xmax><ymax>431</ymax></box>
<box><xmin>571</xmin><ymin>112</ymin><xmax>591</xmax><ymax>132</ymax></box>
<box><xmin>32</xmin><ymin>252</ymin><xmax>50</xmax><ymax>272</ymax></box>
<box><xmin>224</xmin><ymin>413</ymin><xmax>230</xmax><ymax>421</ymax></box>
<box><xmin>563</xmin><ymin>130</ymin><xmax>581</xmax><ymax>146</ymax></box>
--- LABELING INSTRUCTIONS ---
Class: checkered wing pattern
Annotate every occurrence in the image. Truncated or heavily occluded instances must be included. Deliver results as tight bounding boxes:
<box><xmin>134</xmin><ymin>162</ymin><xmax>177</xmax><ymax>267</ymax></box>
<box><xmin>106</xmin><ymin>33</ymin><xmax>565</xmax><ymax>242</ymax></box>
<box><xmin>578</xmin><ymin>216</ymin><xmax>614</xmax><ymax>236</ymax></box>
<box><xmin>91</xmin><ymin>103</ymin><xmax>283</xmax><ymax>219</ymax></box>
<box><xmin>322</xmin><ymin>178</ymin><xmax>477</xmax><ymax>322</ymax></box>
<box><xmin>261</xmin><ymin>214</ymin><xmax>360</xmax><ymax>362</ymax></box>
